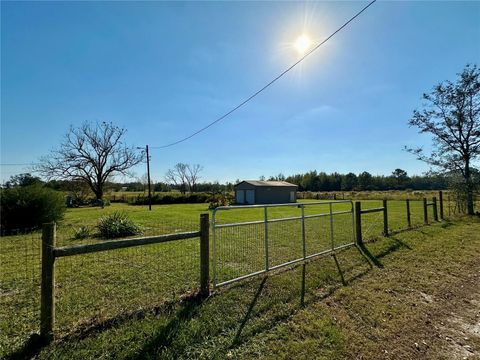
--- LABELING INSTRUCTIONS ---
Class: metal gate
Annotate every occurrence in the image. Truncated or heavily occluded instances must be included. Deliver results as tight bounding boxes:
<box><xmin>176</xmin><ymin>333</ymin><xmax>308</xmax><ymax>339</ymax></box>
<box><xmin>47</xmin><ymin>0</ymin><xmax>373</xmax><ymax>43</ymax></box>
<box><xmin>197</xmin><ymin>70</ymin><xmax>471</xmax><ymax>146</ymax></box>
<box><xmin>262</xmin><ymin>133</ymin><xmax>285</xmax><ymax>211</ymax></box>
<box><xmin>211</xmin><ymin>201</ymin><xmax>355</xmax><ymax>288</ymax></box>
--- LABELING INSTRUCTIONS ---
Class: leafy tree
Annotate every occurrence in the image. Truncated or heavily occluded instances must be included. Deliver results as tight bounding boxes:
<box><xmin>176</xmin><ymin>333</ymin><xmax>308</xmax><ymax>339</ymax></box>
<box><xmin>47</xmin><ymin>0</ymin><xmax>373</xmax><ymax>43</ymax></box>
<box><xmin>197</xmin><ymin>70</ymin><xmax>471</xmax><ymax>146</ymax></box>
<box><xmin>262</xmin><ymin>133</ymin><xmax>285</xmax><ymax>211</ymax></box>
<box><xmin>407</xmin><ymin>65</ymin><xmax>480</xmax><ymax>214</ymax></box>
<box><xmin>392</xmin><ymin>168</ymin><xmax>409</xmax><ymax>189</ymax></box>
<box><xmin>37</xmin><ymin>121</ymin><xmax>142</xmax><ymax>200</ymax></box>
<box><xmin>341</xmin><ymin>172</ymin><xmax>358</xmax><ymax>191</ymax></box>
<box><xmin>358</xmin><ymin>171</ymin><xmax>373</xmax><ymax>190</ymax></box>
<box><xmin>3</xmin><ymin>173</ymin><xmax>43</xmax><ymax>188</ymax></box>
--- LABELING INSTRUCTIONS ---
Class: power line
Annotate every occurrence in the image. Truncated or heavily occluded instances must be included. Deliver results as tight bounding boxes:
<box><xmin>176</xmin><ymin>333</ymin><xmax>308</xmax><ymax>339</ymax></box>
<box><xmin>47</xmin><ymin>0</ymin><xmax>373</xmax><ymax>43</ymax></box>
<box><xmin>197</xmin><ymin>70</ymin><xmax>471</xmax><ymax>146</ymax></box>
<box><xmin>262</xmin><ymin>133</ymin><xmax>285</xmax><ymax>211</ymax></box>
<box><xmin>0</xmin><ymin>163</ymin><xmax>38</xmax><ymax>166</ymax></box>
<box><xmin>150</xmin><ymin>0</ymin><xmax>376</xmax><ymax>150</ymax></box>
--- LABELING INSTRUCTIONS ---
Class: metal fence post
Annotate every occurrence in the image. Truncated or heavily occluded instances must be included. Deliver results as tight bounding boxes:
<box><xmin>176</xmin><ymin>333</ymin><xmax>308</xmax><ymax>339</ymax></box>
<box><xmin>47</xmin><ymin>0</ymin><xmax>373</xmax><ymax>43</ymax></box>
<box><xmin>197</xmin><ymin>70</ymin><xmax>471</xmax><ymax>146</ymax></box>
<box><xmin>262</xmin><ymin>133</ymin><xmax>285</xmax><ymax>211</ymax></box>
<box><xmin>211</xmin><ymin>209</ymin><xmax>217</xmax><ymax>289</ymax></box>
<box><xmin>41</xmin><ymin>222</ymin><xmax>56</xmax><ymax>343</ymax></box>
<box><xmin>383</xmin><ymin>199</ymin><xmax>388</xmax><ymax>236</ymax></box>
<box><xmin>329</xmin><ymin>203</ymin><xmax>334</xmax><ymax>250</ymax></box>
<box><xmin>355</xmin><ymin>201</ymin><xmax>362</xmax><ymax>245</ymax></box>
<box><xmin>301</xmin><ymin>205</ymin><xmax>306</xmax><ymax>259</ymax></box>
<box><xmin>448</xmin><ymin>192</ymin><xmax>451</xmax><ymax>217</ymax></box>
<box><xmin>439</xmin><ymin>191</ymin><xmax>444</xmax><ymax>220</ymax></box>
<box><xmin>264</xmin><ymin>207</ymin><xmax>269</xmax><ymax>271</ymax></box>
<box><xmin>432</xmin><ymin>197</ymin><xmax>438</xmax><ymax>222</ymax></box>
<box><xmin>423</xmin><ymin>198</ymin><xmax>428</xmax><ymax>224</ymax></box>
<box><xmin>200</xmin><ymin>213</ymin><xmax>210</xmax><ymax>296</ymax></box>
<box><xmin>406</xmin><ymin>199</ymin><xmax>411</xmax><ymax>228</ymax></box>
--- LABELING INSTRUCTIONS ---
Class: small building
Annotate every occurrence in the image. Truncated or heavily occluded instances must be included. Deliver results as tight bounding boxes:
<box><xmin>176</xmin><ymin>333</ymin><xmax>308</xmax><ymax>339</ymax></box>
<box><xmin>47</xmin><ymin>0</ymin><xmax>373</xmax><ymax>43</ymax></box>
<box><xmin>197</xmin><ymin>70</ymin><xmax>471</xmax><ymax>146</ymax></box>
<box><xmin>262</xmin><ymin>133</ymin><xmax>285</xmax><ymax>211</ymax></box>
<box><xmin>234</xmin><ymin>180</ymin><xmax>298</xmax><ymax>205</ymax></box>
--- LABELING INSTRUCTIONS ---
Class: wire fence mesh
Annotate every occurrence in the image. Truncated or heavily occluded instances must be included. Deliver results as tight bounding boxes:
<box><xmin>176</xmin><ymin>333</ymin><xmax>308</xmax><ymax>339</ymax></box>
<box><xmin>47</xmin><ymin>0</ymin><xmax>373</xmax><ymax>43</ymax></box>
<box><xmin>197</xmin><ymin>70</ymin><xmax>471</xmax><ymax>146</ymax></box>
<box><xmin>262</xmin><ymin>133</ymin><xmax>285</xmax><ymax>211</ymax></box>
<box><xmin>0</xmin><ymin>229</ymin><xmax>41</xmax><ymax>357</ymax></box>
<box><xmin>359</xmin><ymin>200</ymin><xmax>384</xmax><ymax>241</ymax></box>
<box><xmin>53</xmin><ymin>219</ymin><xmax>199</xmax><ymax>336</ymax></box>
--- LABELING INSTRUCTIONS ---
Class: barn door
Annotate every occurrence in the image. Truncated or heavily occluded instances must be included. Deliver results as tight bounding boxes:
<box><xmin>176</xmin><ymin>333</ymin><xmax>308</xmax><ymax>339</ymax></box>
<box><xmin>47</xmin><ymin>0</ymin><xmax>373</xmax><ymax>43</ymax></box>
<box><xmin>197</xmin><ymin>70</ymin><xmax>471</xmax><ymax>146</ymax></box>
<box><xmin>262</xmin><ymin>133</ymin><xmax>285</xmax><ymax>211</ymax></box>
<box><xmin>290</xmin><ymin>191</ymin><xmax>295</xmax><ymax>202</ymax></box>
<box><xmin>245</xmin><ymin>190</ymin><xmax>255</xmax><ymax>204</ymax></box>
<box><xmin>236</xmin><ymin>190</ymin><xmax>245</xmax><ymax>204</ymax></box>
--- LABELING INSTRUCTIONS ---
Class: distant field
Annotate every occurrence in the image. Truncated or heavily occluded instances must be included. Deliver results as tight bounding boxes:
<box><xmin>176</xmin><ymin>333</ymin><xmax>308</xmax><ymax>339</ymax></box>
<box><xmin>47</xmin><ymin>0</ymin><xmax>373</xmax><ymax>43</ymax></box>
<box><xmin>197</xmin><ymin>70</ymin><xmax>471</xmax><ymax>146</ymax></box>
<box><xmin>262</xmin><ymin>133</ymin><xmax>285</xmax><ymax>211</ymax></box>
<box><xmin>0</xmin><ymin>198</ymin><xmax>451</xmax><ymax>357</ymax></box>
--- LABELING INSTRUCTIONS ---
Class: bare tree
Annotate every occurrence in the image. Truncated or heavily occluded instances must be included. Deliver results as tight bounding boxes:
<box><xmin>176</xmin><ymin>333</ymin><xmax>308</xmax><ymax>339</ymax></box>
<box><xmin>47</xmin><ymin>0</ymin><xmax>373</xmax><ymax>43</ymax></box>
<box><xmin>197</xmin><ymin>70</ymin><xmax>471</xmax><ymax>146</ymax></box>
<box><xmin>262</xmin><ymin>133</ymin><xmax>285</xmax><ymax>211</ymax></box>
<box><xmin>165</xmin><ymin>163</ymin><xmax>189</xmax><ymax>194</ymax></box>
<box><xmin>37</xmin><ymin>121</ymin><xmax>143</xmax><ymax>201</ymax></box>
<box><xmin>407</xmin><ymin>64</ymin><xmax>480</xmax><ymax>215</ymax></box>
<box><xmin>186</xmin><ymin>164</ymin><xmax>203</xmax><ymax>192</ymax></box>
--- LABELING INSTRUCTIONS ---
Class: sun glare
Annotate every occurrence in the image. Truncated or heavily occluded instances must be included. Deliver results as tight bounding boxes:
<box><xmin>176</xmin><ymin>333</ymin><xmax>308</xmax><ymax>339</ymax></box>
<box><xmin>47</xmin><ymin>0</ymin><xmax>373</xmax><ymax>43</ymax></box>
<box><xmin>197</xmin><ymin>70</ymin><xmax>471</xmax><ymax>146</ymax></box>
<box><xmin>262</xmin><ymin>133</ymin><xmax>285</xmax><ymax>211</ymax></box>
<box><xmin>294</xmin><ymin>34</ymin><xmax>312</xmax><ymax>55</ymax></box>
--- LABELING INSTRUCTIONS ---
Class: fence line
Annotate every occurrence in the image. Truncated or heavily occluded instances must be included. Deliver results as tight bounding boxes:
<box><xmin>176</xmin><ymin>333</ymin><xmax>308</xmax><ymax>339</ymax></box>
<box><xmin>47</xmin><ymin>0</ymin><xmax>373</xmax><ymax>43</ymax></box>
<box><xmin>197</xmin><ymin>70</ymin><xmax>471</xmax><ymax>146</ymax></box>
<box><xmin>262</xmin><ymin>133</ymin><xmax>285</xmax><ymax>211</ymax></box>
<box><xmin>2</xmin><ymin>191</ymin><xmax>470</xmax><ymax>355</ymax></box>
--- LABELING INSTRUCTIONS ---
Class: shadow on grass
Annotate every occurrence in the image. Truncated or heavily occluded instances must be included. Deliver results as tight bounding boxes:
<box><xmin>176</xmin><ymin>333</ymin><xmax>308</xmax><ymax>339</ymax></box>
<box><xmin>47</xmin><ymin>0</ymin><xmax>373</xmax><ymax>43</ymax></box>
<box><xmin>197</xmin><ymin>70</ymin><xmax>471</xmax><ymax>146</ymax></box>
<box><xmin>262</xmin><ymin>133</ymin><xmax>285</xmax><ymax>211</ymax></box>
<box><xmin>24</xmin><ymin>235</ymin><xmax>418</xmax><ymax>359</ymax></box>
<box><xmin>4</xmin><ymin>333</ymin><xmax>46</xmax><ymax>360</ymax></box>
<box><xmin>231</xmin><ymin>277</ymin><xmax>267</xmax><ymax>347</ymax></box>
<box><xmin>5</xmin><ymin>292</ymin><xmax>206</xmax><ymax>360</ymax></box>
<box><xmin>332</xmin><ymin>254</ymin><xmax>347</xmax><ymax>286</ymax></box>
<box><xmin>356</xmin><ymin>233</ymin><xmax>413</xmax><ymax>270</ymax></box>
<box><xmin>130</xmin><ymin>294</ymin><xmax>208</xmax><ymax>360</ymax></box>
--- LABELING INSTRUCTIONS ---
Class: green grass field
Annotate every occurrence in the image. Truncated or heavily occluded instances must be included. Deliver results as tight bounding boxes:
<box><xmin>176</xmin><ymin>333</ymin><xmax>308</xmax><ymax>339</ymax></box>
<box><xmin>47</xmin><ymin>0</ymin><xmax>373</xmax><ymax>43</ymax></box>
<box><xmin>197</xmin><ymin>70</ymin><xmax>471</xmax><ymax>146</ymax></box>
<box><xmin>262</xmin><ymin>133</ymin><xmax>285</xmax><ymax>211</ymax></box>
<box><xmin>0</xmin><ymin>199</ymin><xmax>449</xmax><ymax>357</ymax></box>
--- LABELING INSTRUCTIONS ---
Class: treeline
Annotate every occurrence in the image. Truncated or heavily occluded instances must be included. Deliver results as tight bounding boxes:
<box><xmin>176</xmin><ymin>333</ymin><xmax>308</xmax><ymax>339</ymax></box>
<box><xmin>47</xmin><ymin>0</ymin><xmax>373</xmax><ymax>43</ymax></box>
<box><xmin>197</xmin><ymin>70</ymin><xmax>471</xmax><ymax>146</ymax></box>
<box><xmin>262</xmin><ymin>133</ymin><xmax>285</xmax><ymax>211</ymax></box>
<box><xmin>271</xmin><ymin>169</ymin><xmax>448</xmax><ymax>191</ymax></box>
<box><xmin>2</xmin><ymin>169</ymin><xmax>449</xmax><ymax>196</ymax></box>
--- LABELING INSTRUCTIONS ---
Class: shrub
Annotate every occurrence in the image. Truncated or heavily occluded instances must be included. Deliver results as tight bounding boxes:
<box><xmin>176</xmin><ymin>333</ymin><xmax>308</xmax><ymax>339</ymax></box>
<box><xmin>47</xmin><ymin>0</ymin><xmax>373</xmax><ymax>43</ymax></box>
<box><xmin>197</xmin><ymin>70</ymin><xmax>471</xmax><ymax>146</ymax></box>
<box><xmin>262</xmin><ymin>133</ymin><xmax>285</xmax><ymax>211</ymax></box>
<box><xmin>208</xmin><ymin>193</ymin><xmax>234</xmax><ymax>209</ymax></box>
<box><xmin>73</xmin><ymin>226</ymin><xmax>91</xmax><ymax>240</ymax></box>
<box><xmin>127</xmin><ymin>192</ymin><xmax>211</xmax><ymax>205</ymax></box>
<box><xmin>97</xmin><ymin>211</ymin><xmax>142</xmax><ymax>239</ymax></box>
<box><xmin>0</xmin><ymin>185</ymin><xmax>66</xmax><ymax>233</ymax></box>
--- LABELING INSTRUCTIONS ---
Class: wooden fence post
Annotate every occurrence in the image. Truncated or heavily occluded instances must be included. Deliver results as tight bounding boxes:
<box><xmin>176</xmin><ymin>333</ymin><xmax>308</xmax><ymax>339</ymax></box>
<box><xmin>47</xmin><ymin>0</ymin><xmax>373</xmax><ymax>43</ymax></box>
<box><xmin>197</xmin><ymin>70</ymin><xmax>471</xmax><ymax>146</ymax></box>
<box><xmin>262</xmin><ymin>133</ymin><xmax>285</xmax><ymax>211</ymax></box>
<box><xmin>406</xmin><ymin>199</ymin><xmax>411</xmax><ymax>228</ymax></box>
<box><xmin>439</xmin><ymin>191</ymin><xmax>444</xmax><ymax>220</ymax></box>
<box><xmin>433</xmin><ymin>197</ymin><xmax>439</xmax><ymax>221</ymax></box>
<box><xmin>382</xmin><ymin>199</ymin><xmax>389</xmax><ymax>236</ymax></box>
<box><xmin>355</xmin><ymin>201</ymin><xmax>362</xmax><ymax>244</ymax></box>
<box><xmin>423</xmin><ymin>198</ymin><xmax>428</xmax><ymax>224</ymax></box>
<box><xmin>199</xmin><ymin>213</ymin><xmax>210</xmax><ymax>297</ymax></box>
<box><xmin>41</xmin><ymin>222</ymin><xmax>56</xmax><ymax>343</ymax></box>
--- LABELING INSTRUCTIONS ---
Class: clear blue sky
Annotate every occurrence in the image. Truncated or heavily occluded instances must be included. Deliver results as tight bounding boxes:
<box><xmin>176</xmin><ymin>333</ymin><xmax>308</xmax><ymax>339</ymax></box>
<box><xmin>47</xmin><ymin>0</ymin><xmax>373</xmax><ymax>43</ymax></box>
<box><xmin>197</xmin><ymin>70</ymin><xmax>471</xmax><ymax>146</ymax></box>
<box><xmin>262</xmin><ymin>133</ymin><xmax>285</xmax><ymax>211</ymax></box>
<box><xmin>1</xmin><ymin>1</ymin><xmax>479</xmax><ymax>184</ymax></box>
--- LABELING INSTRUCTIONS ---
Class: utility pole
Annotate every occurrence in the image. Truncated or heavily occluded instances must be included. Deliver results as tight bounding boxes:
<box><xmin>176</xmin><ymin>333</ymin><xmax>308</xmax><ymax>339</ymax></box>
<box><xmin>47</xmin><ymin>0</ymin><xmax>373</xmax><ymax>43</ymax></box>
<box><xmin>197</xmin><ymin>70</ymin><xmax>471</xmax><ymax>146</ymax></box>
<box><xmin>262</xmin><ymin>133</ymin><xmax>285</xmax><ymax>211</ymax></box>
<box><xmin>146</xmin><ymin>145</ymin><xmax>152</xmax><ymax>211</ymax></box>
<box><xmin>137</xmin><ymin>145</ymin><xmax>152</xmax><ymax>211</ymax></box>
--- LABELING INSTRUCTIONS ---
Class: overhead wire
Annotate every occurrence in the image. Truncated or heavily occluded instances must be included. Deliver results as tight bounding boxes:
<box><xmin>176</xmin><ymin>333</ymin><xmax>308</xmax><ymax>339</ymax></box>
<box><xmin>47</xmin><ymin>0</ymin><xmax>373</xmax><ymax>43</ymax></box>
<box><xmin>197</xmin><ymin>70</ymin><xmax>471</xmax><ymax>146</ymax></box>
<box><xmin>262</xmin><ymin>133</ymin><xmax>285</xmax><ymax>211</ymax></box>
<box><xmin>149</xmin><ymin>0</ymin><xmax>376</xmax><ymax>149</ymax></box>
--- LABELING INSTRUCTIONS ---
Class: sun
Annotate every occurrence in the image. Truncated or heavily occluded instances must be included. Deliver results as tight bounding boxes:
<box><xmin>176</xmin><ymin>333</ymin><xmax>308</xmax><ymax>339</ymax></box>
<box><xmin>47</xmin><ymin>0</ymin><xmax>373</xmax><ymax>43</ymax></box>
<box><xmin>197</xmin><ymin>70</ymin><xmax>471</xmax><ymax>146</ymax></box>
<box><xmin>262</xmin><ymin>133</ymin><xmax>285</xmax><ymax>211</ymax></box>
<box><xmin>294</xmin><ymin>34</ymin><xmax>312</xmax><ymax>55</ymax></box>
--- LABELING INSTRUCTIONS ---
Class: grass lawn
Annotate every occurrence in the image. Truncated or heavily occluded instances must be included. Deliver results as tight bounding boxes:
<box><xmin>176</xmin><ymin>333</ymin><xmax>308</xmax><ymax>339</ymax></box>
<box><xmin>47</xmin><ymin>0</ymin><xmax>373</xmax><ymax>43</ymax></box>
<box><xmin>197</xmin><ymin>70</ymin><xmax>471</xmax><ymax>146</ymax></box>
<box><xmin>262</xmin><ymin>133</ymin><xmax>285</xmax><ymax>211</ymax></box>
<box><xmin>23</xmin><ymin>216</ymin><xmax>480</xmax><ymax>359</ymax></box>
<box><xmin>0</xmin><ymin>199</ymin><xmax>446</xmax><ymax>358</ymax></box>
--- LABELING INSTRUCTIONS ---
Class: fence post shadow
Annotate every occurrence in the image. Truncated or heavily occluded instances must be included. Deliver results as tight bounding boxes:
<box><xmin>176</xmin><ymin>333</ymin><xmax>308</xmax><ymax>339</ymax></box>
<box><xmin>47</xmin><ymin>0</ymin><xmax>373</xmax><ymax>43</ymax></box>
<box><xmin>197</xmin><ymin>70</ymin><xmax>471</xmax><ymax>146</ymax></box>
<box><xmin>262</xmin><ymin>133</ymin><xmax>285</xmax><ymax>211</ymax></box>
<box><xmin>131</xmin><ymin>294</ymin><xmax>208</xmax><ymax>360</ymax></box>
<box><xmin>331</xmin><ymin>254</ymin><xmax>347</xmax><ymax>286</ymax></box>
<box><xmin>231</xmin><ymin>277</ymin><xmax>267</xmax><ymax>347</ymax></box>
<box><xmin>355</xmin><ymin>235</ymin><xmax>413</xmax><ymax>270</ymax></box>
<box><xmin>355</xmin><ymin>243</ymin><xmax>384</xmax><ymax>268</ymax></box>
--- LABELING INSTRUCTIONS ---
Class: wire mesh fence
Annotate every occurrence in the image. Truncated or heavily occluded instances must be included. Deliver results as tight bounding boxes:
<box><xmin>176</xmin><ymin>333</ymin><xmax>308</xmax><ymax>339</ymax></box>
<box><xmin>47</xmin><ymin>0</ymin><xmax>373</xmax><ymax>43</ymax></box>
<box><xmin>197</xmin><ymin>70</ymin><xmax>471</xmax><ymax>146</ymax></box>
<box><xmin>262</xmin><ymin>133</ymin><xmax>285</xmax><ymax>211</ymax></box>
<box><xmin>0</xmin><ymin>229</ymin><xmax>41</xmax><ymax>357</ymax></box>
<box><xmin>53</xmin><ymin>219</ymin><xmax>199</xmax><ymax>335</ymax></box>
<box><xmin>409</xmin><ymin>200</ymin><xmax>425</xmax><ymax>227</ymax></box>
<box><xmin>358</xmin><ymin>200</ymin><xmax>384</xmax><ymax>241</ymax></box>
<box><xmin>53</xmin><ymin>235</ymin><xmax>200</xmax><ymax>334</ymax></box>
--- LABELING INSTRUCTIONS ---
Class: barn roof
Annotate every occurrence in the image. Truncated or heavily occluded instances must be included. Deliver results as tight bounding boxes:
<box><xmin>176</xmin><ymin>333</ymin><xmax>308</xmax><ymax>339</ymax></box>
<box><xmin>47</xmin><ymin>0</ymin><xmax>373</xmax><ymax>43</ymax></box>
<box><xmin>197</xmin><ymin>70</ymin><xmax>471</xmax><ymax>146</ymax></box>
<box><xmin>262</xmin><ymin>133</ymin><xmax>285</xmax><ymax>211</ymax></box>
<box><xmin>235</xmin><ymin>180</ymin><xmax>298</xmax><ymax>188</ymax></box>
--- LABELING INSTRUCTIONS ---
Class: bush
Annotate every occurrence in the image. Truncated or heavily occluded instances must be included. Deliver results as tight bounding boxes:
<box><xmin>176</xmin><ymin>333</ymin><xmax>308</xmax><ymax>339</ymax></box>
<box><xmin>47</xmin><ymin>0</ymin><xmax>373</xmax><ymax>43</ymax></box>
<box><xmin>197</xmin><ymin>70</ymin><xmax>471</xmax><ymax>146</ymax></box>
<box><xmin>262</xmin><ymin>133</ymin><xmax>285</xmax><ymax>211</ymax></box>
<box><xmin>73</xmin><ymin>226</ymin><xmax>91</xmax><ymax>240</ymax></box>
<box><xmin>97</xmin><ymin>211</ymin><xmax>142</xmax><ymax>239</ymax></box>
<box><xmin>208</xmin><ymin>193</ymin><xmax>234</xmax><ymax>209</ymax></box>
<box><xmin>127</xmin><ymin>192</ymin><xmax>211</xmax><ymax>205</ymax></box>
<box><xmin>0</xmin><ymin>185</ymin><xmax>66</xmax><ymax>233</ymax></box>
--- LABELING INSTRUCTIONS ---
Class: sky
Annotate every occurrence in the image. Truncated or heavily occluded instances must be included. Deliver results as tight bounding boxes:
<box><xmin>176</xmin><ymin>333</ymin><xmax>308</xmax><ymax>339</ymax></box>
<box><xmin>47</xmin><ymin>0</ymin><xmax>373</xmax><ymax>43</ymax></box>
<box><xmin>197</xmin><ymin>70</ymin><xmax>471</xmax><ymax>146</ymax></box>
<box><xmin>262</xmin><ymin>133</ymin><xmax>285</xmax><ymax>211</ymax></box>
<box><xmin>1</xmin><ymin>1</ymin><xmax>479</xmax><ymax>184</ymax></box>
